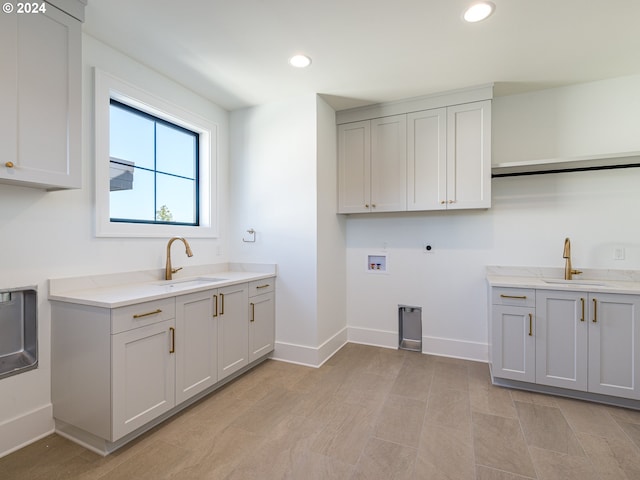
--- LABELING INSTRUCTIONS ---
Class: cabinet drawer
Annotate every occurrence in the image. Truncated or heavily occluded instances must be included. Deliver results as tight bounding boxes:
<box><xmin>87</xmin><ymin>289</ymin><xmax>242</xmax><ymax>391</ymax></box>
<box><xmin>492</xmin><ymin>288</ymin><xmax>535</xmax><ymax>307</ymax></box>
<box><xmin>249</xmin><ymin>279</ymin><xmax>275</xmax><ymax>297</ymax></box>
<box><xmin>111</xmin><ymin>298</ymin><xmax>176</xmax><ymax>334</ymax></box>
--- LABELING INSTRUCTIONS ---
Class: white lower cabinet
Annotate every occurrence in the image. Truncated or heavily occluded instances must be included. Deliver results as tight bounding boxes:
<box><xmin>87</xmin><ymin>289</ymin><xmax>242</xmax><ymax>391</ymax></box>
<box><xmin>491</xmin><ymin>286</ymin><xmax>640</xmax><ymax>402</ymax></box>
<box><xmin>112</xmin><ymin>319</ymin><xmax>176</xmax><ymax>440</ymax></box>
<box><xmin>535</xmin><ymin>290</ymin><xmax>588</xmax><ymax>390</ymax></box>
<box><xmin>491</xmin><ymin>288</ymin><xmax>536</xmax><ymax>382</ymax></box>
<box><xmin>175</xmin><ymin>290</ymin><xmax>218</xmax><ymax>404</ymax></box>
<box><xmin>218</xmin><ymin>284</ymin><xmax>249</xmax><ymax>380</ymax></box>
<box><xmin>51</xmin><ymin>277</ymin><xmax>275</xmax><ymax>454</ymax></box>
<box><xmin>249</xmin><ymin>280</ymin><xmax>276</xmax><ymax>363</ymax></box>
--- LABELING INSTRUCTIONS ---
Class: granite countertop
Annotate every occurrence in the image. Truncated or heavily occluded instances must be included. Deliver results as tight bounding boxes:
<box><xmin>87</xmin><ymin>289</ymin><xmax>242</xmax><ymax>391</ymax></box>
<box><xmin>486</xmin><ymin>265</ymin><xmax>640</xmax><ymax>295</ymax></box>
<box><xmin>49</xmin><ymin>263</ymin><xmax>276</xmax><ymax>308</ymax></box>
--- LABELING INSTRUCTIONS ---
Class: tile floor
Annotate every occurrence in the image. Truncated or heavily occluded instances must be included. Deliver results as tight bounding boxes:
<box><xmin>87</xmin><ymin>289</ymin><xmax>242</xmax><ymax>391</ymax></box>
<box><xmin>2</xmin><ymin>343</ymin><xmax>640</xmax><ymax>479</ymax></box>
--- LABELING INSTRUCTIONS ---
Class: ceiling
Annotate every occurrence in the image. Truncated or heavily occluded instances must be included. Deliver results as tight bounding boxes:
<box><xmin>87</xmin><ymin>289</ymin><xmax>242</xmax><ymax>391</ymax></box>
<box><xmin>83</xmin><ymin>0</ymin><xmax>640</xmax><ymax>112</ymax></box>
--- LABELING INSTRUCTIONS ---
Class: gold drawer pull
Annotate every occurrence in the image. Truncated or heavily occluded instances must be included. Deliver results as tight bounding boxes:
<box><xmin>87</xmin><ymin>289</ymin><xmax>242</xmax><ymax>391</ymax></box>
<box><xmin>5</xmin><ymin>161</ymin><xmax>15</xmax><ymax>168</ymax></box>
<box><xmin>250</xmin><ymin>302</ymin><xmax>255</xmax><ymax>322</ymax></box>
<box><xmin>593</xmin><ymin>298</ymin><xmax>597</xmax><ymax>323</ymax></box>
<box><xmin>169</xmin><ymin>327</ymin><xmax>175</xmax><ymax>353</ymax></box>
<box><xmin>500</xmin><ymin>294</ymin><xmax>527</xmax><ymax>300</ymax></box>
<box><xmin>133</xmin><ymin>309</ymin><xmax>162</xmax><ymax>319</ymax></box>
<box><xmin>580</xmin><ymin>298</ymin><xmax>585</xmax><ymax>321</ymax></box>
<box><xmin>213</xmin><ymin>294</ymin><xmax>218</xmax><ymax>317</ymax></box>
<box><xmin>220</xmin><ymin>293</ymin><xmax>225</xmax><ymax>315</ymax></box>
<box><xmin>528</xmin><ymin>313</ymin><xmax>533</xmax><ymax>336</ymax></box>
<box><xmin>256</xmin><ymin>284</ymin><xmax>270</xmax><ymax>289</ymax></box>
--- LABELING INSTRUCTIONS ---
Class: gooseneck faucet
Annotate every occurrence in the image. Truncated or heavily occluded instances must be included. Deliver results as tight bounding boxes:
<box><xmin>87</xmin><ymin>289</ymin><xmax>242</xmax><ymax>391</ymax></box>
<box><xmin>563</xmin><ymin>237</ymin><xmax>582</xmax><ymax>280</ymax></box>
<box><xmin>165</xmin><ymin>236</ymin><xmax>193</xmax><ymax>280</ymax></box>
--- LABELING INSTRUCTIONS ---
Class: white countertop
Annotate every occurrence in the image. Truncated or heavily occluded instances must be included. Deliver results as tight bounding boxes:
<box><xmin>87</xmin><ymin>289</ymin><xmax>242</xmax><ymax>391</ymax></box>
<box><xmin>487</xmin><ymin>265</ymin><xmax>640</xmax><ymax>295</ymax></box>
<box><xmin>49</xmin><ymin>263</ymin><xmax>276</xmax><ymax>308</ymax></box>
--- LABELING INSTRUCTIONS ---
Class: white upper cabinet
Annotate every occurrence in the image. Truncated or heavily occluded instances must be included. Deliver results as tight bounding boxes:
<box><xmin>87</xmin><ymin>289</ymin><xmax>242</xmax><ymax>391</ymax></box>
<box><xmin>337</xmin><ymin>87</ymin><xmax>492</xmax><ymax>214</ymax></box>
<box><xmin>338</xmin><ymin>115</ymin><xmax>406</xmax><ymax>213</ymax></box>
<box><xmin>0</xmin><ymin>4</ymin><xmax>82</xmax><ymax>190</ymax></box>
<box><xmin>407</xmin><ymin>108</ymin><xmax>447</xmax><ymax>210</ymax></box>
<box><xmin>370</xmin><ymin>115</ymin><xmax>407</xmax><ymax>212</ymax></box>
<box><xmin>445</xmin><ymin>101</ymin><xmax>491</xmax><ymax>209</ymax></box>
<box><xmin>338</xmin><ymin>121</ymin><xmax>371</xmax><ymax>213</ymax></box>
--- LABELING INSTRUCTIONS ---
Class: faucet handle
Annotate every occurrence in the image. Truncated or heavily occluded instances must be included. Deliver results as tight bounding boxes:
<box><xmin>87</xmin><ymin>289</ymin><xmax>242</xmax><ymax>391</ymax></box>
<box><xmin>571</xmin><ymin>269</ymin><xmax>583</xmax><ymax>276</ymax></box>
<box><xmin>171</xmin><ymin>267</ymin><xmax>183</xmax><ymax>274</ymax></box>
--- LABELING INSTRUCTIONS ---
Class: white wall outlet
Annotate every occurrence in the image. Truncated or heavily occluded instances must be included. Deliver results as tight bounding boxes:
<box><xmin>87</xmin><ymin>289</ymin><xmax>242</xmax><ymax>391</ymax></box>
<box><xmin>422</xmin><ymin>243</ymin><xmax>434</xmax><ymax>254</ymax></box>
<box><xmin>614</xmin><ymin>247</ymin><xmax>625</xmax><ymax>260</ymax></box>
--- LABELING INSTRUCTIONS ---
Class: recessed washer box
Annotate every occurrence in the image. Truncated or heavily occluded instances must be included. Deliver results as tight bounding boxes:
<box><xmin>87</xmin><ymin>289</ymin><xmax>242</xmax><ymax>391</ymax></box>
<box><xmin>0</xmin><ymin>288</ymin><xmax>38</xmax><ymax>380</ymax></box>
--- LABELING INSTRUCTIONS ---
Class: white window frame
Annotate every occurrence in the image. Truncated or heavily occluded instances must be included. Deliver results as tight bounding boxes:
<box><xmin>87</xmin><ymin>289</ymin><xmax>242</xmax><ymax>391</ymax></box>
<box><xmin>94</xmin><ymin>68</ymin><xmax>218</xmax><ymax>238</ymax></box>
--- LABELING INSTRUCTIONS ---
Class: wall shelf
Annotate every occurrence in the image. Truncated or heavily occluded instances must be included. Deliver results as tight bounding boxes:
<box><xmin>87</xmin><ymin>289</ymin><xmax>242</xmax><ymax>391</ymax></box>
<box><xmin>491</xmin><ymin>151</ymin><xmax>640</xmax><ymax>178</ymax></box>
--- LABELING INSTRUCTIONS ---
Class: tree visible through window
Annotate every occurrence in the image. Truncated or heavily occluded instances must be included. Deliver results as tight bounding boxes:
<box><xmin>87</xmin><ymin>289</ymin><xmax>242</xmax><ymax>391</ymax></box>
<box><xmin>109</xmin><ymin>99</ymin><xmax>199</xmax><ymax>225</ymax></box>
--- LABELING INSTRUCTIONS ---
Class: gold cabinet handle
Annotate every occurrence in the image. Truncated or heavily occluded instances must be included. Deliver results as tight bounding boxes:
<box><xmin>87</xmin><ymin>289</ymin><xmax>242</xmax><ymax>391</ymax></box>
<box><xmin>528</xmin><ymin>313</ymin><xmax>533</xmax><ymax>336</ymax></box>
<box><xmin>371</xmin><ymin>204</ymin><xmax>376</xmax><ymax>208</ymax></box>
<box><xmin>593</xmin><ymin>298</ymin><xmax>597</xmax><ymax>323</ymax></box>
<box><xmin>250</xmin><ymin>302</ymin><xmax>255</xmax><ymax>322</ymax></box>
<box><xmin>220</xmin><ymin>293</ymin><xmax>225</xmax><ymax>315</ymax></box>
<box><xmin>365</xmin><ymin>204</ymin><xmax>369</xmax><ymax>208</ymax></box>
<box><xmin>500</xmin><ymin>294</ymin><xmax>527</xmax><ymax>300</ymax></box>
<box><xmin>133</xmin><ymin>309</ymin><xmax>162</xmax><ymax>319</ymax></box>
<box><xmin>580</xmin><ymin>298</ymin><xmax>585</xmax><ymax>321</ymax></box>
<box><xmin>440</xmin><ymin>200</ymin><xmax>446</xmax><ymax>205</ymax></box>
<box><xmin>5</xmin><ymin>161</ymin><xmax>14</xmax><ymax>168</ymax></box>
<box><xmin>169</xmin><ymin>327</ymin><xmax>175</xmax><ymax>353</ymax></box>
<box><xmin>448</xmin><ymin>200</ymin><xmax>455</xmax><ymax>204</ymax></box>
<box><xmin>256</xmin><ymin>284</ymin><xmax>270</xmax><ymax>289</ymax></box>
<box><xmin>213</xmin><ymin>294</ymin><xmax>218</xmax><ymax>317</ymax></box>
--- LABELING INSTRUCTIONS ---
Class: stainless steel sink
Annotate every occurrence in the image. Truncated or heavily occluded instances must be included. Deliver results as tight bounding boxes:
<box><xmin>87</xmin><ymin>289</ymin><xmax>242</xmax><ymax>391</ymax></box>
<box><xmin>0</xmin><ymin>288</ymin><xmax>38</xmax><ymax>380</ymax></box>
<box><xmin>543</xmin><ymin>279</ymin><xmax>607</xmax><ymax>287</ymax></box>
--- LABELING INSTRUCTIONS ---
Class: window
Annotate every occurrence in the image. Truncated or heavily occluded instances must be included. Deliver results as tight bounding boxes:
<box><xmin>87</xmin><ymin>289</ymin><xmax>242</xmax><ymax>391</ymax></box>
<box><xmin>109</xmin><ymin>100</ymin><xmax>199</xmax><ymax>226</ymax></box>
<box><xmin>95</xmin><ymin>69</ymin><xmax>218</xmax><ymax>238</ymax></box>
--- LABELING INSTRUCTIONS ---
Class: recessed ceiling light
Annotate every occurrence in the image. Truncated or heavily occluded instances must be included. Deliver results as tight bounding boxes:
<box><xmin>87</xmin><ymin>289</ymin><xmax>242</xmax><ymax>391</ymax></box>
<box><xmin>289</xmin><ymin>54</ymin><xmax>312</xmax><ymax>68</ymax></box>
<box><xmin>463</xmin><ymin>1</ymin><xmax>495</xmax><ymax>23</ymax></box>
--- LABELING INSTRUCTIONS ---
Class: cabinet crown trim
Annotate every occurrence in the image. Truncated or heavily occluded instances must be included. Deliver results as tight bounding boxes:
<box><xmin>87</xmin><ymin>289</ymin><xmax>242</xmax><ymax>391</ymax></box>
<box><xmin>336</xmin><ymin>84</ymin><xmax>493</xmax><ymax>125</ymax></box>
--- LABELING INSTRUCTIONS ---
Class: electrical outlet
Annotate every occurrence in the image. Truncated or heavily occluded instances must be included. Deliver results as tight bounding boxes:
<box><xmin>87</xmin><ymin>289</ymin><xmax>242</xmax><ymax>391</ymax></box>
<box><xmin>422</xmin><ymin>243</ymin><xmax>434</xmax><ymax>254</ymax></box>
<box><xmin>614</xmin><ymin>247</ymin><xmax>625</xmax><ymax>260</ymax></box>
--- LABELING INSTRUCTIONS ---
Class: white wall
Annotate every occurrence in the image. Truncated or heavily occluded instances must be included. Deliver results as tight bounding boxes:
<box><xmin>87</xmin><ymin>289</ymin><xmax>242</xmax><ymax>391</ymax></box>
<box><xmin>229</xmin><ymin>95</ymin><xmax>347</xmax><ymax>366</ymax></box>
<box><xmin>316</xmin><ymin>96</ymin><xmax>347</xmax><ymax>353</ymax></box>
<box><xmin>229</xmin><ymin>95</ymin><xmax>321</xmax><ymax>362</ymax></box>
<box><xmin>0</xmin><ymin>34</ymin><xmax>229</xmax><ymax>457</ymax></box>
<box><xmin>347</xmin><ymin>75</ymin><xmax>640</xmax><ymax>361</ymax></box>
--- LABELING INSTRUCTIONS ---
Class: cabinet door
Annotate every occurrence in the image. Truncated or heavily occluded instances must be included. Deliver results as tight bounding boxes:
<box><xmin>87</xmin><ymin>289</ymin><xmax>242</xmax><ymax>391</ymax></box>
<box><xmin>0</xmin><ymin>13</ymin><xmax>17</xmax><ymax>171</ymax></box>
<box><xmin>535</xmin><ymin>291</ymin><xmax>587</xmax><ymax>391</ymax></box>
<box><xmin>370</xmin><ymin>115</ymin><xmax>407</xmax><ymax>212</ymax></box>
<box><xmin>112</xmin><ymin>319</ymin><xmax>176</xmax><ymax>440</ymax></box>
<box><xmin>175</xmin><ymin>290</ymin><xmax>218</xmax><ymax>404</ymax></box>
<box><xmin>338</xmin><ymin>121</ymin><xmax>371</xmax><ymax>213</ymax></box>
<box><xmin>446</xmin><ymin>101</ymin><xmax>491</xmax><ymax>209</ymax></box>
<box><xmin>588</xmin><ymin>293</ymin><xmax>640</xmax><ymax>399</ymax></box>
<box><xmin>249</xmin><ymin>292</ymin><xmax>275</xmax><ymax>363</ymax></box>
<box><xmin>407</xmin><ymin>108</ymin><xmax>447</xmax><ymax>211</ymax></box>
<box><xmin>0</xmin><ymin>7</ymin><xmax>81</xmax><ymax>189</ymax></box>
<box><xmin>218</xmin><ymin>284</ymin><xmax>249</xmax><ymax>380</ymax></box>
<box><xmin>492</xmin><ymin>305</ymin><xmax>535</xmax><ymax>382</ymax></box>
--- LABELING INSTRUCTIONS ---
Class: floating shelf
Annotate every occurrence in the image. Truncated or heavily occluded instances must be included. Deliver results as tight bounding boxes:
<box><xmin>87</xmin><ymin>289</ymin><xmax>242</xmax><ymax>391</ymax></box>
<box><xmin>491</xmin><ymin>151</ymin><xmax>640</xmax><ymax>177</ymax></box>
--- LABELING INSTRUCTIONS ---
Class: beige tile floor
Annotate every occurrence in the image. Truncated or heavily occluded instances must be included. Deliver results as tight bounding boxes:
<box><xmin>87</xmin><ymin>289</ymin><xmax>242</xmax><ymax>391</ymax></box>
<box><xmin>3</xmin><ymin>343</ymin><xmax>640</xmax><ymax>479</ymax></box>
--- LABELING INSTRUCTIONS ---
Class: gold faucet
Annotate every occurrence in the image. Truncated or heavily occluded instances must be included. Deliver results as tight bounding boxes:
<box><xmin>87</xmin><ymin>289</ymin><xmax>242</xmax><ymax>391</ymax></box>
<box><xmin>563</xmin><ymin>237</ymin><xmax>582</xmax><ymax>280</ymax></box>
<box><xmin>165</xmin><ymin>237</ymin><xmax>193</xmax><ymax>280</ymax></box>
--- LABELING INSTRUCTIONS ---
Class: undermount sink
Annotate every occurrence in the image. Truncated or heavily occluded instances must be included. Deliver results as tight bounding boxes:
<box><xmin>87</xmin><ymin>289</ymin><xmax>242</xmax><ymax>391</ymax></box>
<box><xmin>543</xmin><ymin>279</ymin><xmax>607</xmax><ymax>287</ymax></box>
<box><xmin>155</xmin><ymin>277</ymin><xmax>227</xmax><ymax>289</ymax></box>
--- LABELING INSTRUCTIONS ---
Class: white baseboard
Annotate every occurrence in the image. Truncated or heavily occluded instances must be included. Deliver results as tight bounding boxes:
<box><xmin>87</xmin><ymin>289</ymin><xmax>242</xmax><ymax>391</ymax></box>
<box><xmin>422</xmin><ymin>335</ymin><xmax>488</xmax><ymax>363</ymax></box>
<box><xmin>347</xmin><ymin>326</ymin><xmax>397</xmax><ymax>349</ymax></box>
<box><xmin>272</xmin><ymin>327</ymin><xmax>348</xmax><ymax>367</ymax></box>
<box><xmin>346</xmin><ymin>326</ymin><xmax>488</xmax><ymax>363</ymax></box>
<box><xmin>0</xmin><ymin>404</ymin><xmax>54</xmax><ymax>459</ymax></box>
